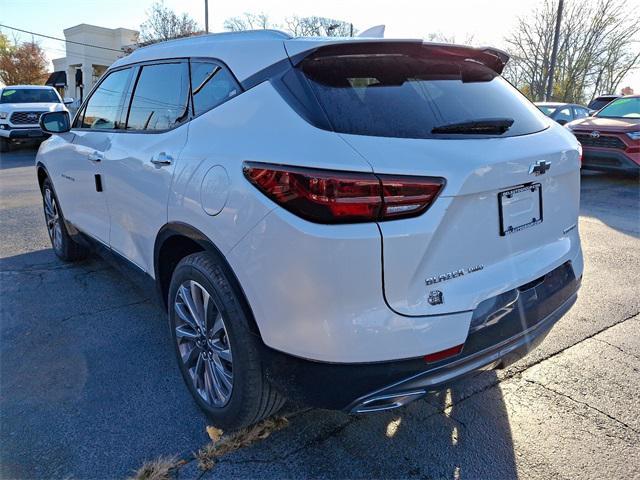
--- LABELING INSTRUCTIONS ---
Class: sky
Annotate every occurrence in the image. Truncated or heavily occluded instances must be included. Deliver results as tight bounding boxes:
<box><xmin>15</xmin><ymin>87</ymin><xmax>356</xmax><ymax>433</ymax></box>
<box><xmin>1</xmin><ymin>0</ymin><xmax>639</xmax><ymax>91</ymax></box>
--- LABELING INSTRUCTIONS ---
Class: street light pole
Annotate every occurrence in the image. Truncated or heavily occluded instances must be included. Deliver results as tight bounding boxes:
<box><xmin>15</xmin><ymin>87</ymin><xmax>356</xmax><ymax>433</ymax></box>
<box><xmin>205</xmin><ymin>0</ymin><xmax>209</xmax><ymax>33</ymax></box>
<box><xmin>545</xmin><ymin>0</ymin><xmax>564</xmax><ymax>101</ymax></box>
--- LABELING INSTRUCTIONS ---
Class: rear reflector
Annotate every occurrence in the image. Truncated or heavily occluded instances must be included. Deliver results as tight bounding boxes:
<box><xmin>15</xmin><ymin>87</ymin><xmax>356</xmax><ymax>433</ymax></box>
<box><xmin>423</xmin><ymin>344</ymin><xmax>464</xmax><ymax>363</ymax></box>
<box><xmin>243</xmin><ymin>162</ymin><xmax>444</xmax><ymax>224</ymax></box>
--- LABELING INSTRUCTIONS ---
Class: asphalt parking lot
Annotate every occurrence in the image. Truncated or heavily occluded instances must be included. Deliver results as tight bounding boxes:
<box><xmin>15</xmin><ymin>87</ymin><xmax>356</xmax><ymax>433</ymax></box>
<box><xmin>1</xmin><ymin>146</ymin><xmax>639</xmax><ymax>479</ymax></box>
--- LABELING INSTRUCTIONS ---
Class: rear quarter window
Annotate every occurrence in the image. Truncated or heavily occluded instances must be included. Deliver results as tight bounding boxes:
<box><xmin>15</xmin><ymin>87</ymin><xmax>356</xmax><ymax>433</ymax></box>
<box><xmin>299</xmin><ymin>53</ymin><xmax>547</xmax><ymax>139</ymax></box>
<box><xmin>191</xmin><ymin>62</ymin><xmax>240</xmax><ymax>116</ymax></box>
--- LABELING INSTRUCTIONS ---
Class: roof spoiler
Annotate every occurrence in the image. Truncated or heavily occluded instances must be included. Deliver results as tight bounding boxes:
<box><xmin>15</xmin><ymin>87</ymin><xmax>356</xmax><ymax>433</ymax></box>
<box><xmin>285</xmin><ymin>40</ymin><xmax>510</xmax><ymax>75</ymax></box>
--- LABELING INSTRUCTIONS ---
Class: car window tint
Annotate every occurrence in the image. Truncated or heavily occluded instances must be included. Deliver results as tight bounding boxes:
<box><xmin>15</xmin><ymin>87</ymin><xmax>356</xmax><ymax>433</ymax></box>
<box><xmin>127</xmin><ymin>63</ymin><xmax>189</xmax><ymax>131</ymax></box>
<box><xmin>300</xmin><ymin>53</ymin><xmax>547</xmax><ymax>139</ymax></box>
<box><xmin>191</xmin><ymin>62</ymin><xmax>240</xmax><ymax>115</ymax></box>
<box><xmin>537</xmin><ymin>106</ymin><xmax>557</xmax><ymax>117</ymax></box>
<box><xmin>596</xmin><ymin>97</ymin><xmax>640</xmax><ymax>119</ymax></box>
<box><xmin>82</xmin><ymin>68</ymin><xmax>132</xmax><ymax>129</ymax></box>
<box><xmin>555</xmin><ymin>107</ymin><xmax>572</xmax><ymax>122</ymax></box>
<box><xmin>0</xmin><ymin>88</ymin><xmax>60</xmax><ymax>103</ymax></box>
<box><xmin>574</xmin><ymin>107</ymin><xmax>589</xmax><ymax>119</ymax></box>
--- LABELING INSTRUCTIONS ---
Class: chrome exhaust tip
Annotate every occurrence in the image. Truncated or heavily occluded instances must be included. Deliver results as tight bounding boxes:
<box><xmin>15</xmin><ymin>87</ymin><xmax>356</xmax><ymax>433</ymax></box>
<box><xmin>350</xmin><ymin>389</ymin><xmax>427</xmax><ymax>414</ymax></box>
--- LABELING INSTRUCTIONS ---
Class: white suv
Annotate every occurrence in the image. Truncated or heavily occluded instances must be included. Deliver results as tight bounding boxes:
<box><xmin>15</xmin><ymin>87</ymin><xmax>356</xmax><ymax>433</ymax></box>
<box><xmin>35</xmin><ymin>31</ymin><xmax>583</xmax><ymax>429</ymax></box>
<box><xmin>0</xmin><ymin>85</ymin><xmax>68</xmax><ymax>152</ymax></box>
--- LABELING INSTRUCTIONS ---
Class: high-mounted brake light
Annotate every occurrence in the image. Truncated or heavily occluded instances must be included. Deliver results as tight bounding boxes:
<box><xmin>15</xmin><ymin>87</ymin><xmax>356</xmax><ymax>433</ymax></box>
<box><xmin>243</xmin><ymin>162</ymin><xmax>444</xmax><ymax>224</ymax></box>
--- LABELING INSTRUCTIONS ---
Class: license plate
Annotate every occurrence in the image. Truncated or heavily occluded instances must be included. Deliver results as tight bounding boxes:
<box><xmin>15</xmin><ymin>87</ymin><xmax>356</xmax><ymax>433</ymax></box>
<box><xmin>498</xmin><ymin>184</ymin><xmax>542</xmax><ymax>236</ymax></box>
<box><xmin>27</xmin><ymin>131</ymin><xmax>41</xmax><ymax>137</ymax></box>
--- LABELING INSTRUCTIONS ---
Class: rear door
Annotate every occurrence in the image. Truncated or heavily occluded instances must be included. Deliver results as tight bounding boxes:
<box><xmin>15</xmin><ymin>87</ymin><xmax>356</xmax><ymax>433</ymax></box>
<box><xmin>102</xmin><ymin>61</ymin><xmax>190</xmax><ymax>273</ymax></box>
<box><xmin>297</xmin><ymin>44</ymin><xmax>581</xmax><ymax>316</ymax></box>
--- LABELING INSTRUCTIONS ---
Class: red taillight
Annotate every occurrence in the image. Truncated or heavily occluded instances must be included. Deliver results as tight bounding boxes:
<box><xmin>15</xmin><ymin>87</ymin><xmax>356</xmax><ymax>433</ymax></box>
<box><xmin>380</xmin><ymin>175</ymin><xmax>444</xmax><ymax>220</ymax></box>
<box><xmin>243</xmin><ymin>162</ymin><xmax>444</xmax><ymax>224</ymax></box>
<box><xmin>423</xmin><ymin>344</ymin><xmax>464</xmax><ymax>363</ymax></box>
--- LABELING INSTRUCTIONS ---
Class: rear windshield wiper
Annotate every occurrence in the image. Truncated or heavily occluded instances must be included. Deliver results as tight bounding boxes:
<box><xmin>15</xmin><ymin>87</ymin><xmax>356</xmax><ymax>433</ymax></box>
<box><xmin>431</xmin><ymin>118</ymin><xmax>514</xmax><ymax>135</ymax></box>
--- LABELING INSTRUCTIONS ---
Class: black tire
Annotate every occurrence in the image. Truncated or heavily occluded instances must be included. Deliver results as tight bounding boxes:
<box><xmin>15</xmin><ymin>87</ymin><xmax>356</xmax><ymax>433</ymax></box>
<box><xmin>168</xmin><ymin>252</ymin><xmax>285</xmax><ymax>430</ymax></box>
<box><xmin>0</xmin><ymin>137</ymin><xmax>10</xmax><ymax>153</ymax></box>
<box><xmin>41</xmin><ymin>177</ymin><xmax>89</xmax><ymax>262</ymax></box>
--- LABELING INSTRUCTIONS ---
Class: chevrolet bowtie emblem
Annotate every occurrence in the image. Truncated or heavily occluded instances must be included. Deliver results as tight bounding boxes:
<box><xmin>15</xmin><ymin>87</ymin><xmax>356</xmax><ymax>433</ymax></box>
<box><xmin>529</xmin><ymin>160</ymin><xmax>551</xmax><ymax>176</ymax></box>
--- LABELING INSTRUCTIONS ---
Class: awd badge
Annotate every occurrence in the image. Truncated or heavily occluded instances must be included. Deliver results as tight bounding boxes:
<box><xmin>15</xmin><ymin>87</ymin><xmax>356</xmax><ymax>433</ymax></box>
<box><xmin>428</xmin><ymin>290</ymin><xmax>444</xmax><ymax>306</ymax></box>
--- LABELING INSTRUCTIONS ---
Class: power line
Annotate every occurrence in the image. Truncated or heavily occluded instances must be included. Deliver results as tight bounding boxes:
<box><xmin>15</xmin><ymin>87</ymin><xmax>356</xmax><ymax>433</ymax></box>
<box><xmin>0</xmin><ymin>24</ymin><xmax>124</xmax><ymax>52</ymax></box>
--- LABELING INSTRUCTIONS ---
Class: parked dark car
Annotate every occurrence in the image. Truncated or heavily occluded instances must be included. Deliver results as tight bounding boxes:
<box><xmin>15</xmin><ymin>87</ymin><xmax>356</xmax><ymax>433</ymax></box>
<box><xmin>567</xmin><ymin>95</ymin><xmax>640</xmax><ymax>175</ymax></box>
<box><xmin>535</xmin><ymin>102</ymin><xmax>590</xmax><ymax>125</ymax></box>
<box><xmin>587</xmin><ymin>94</ymin><xmax>620</xmax><ymax>113</ymax></box>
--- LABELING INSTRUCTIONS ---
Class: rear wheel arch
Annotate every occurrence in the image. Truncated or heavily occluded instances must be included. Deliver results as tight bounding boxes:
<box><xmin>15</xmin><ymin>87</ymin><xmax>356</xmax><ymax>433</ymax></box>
<box><xmin>154</xmin><ymin>223</ymin><xmax>261</xmax><ymax>337</ymax></box>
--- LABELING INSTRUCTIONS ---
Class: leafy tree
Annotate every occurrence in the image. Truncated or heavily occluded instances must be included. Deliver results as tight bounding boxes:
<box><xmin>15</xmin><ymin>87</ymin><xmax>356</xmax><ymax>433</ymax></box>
<box><xmin>0</xmin><ymin>32</ymin><xmax>10</xmax><ymax>54</ymax></box>
<box><xmin>139</xmin><ymin>1</ymin><xmax>201</xmax><ymax>43</ymax></box>
<box><xmin>0</xmin><ymin>39</ymin><xmax>48</xmax><ymax>85</ymax></box>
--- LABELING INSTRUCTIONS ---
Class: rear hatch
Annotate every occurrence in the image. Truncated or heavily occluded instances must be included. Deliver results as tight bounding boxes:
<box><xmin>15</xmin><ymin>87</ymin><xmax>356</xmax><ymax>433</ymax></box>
<box><xmin>288</xmin><ymin>40</ymin><xmax>582</xmax><ymax>316</ymax></box>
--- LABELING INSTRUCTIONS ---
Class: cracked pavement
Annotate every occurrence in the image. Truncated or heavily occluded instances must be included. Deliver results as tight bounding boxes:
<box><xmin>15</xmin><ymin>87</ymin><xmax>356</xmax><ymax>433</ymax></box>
<box><xmin>1</xmin><ymin>147</ymin><xmax>639</xmax><ymax>479</ymax></box>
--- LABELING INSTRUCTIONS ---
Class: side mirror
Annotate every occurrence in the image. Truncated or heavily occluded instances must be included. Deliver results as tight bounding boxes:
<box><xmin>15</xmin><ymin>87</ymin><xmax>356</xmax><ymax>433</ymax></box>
<box><xmin>63</xmin><ymin>97</ymin><xmax>75</xmax><ymax>105</ymax></box>
<box><xmin>557</xmin><ymin>119</ymin><xmax>568</xmax><ymax>126</ymax></box>
<box><xmin>40</xmin><ymin>111</ymin><xmax>71</xmax><ymax>134</ymax></box>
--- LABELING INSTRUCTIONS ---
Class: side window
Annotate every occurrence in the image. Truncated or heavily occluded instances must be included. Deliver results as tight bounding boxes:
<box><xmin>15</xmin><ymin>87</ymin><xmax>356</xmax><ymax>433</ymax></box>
<box><xmin>574</xmin><ymin>107</ymin><xmax>589</xmax><ymax>119</ymax></box>
<box><xmin>555</xmin><ymin>107</ymin><xmax>572</xmax><ymax>123</ymax></box>
<box><xmin>81</xmin><ymin>68</ymin><xmax>132</xmax><ymax>129</ymax></box>
<box><xmin>126</xmin><ymin>63</ymin><xmax>189</xmax><ymax>131</ymax></box>
<box><xmin>190</xmin><ymin>62</ymin><xmax>240</xmax><ymax>116</ymax></box>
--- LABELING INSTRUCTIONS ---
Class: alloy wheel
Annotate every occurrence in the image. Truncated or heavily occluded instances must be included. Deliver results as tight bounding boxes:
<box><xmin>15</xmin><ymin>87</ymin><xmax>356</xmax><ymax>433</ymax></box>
<box><xmin>43</xmin><ymin>188</ymin><xmax>62</xmax><ymax>252</ymax></box>
<box><xmin>174</xmin><ymin>280</ymin><xmax>233</xmax><ymax>407</ymax></box>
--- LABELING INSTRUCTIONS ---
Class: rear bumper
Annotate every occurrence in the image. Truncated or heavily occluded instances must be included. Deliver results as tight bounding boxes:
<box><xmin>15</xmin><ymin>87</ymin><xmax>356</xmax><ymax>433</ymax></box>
<box><xmin>581</xmin><ymin>147</ymin><xmax>640</xmax><ymax>175</ymax></box>
<box><xmin>263</xmin><ymin>261</ymin><xmax>580</xmax><ymax>412</ymax></box>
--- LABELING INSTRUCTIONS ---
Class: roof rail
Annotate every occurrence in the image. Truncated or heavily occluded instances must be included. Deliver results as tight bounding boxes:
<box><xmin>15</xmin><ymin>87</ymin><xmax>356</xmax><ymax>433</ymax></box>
<box><xmin>134</xmin><ymin>29</ymin><xmax>291</xmax><ymax>51</ymax></box>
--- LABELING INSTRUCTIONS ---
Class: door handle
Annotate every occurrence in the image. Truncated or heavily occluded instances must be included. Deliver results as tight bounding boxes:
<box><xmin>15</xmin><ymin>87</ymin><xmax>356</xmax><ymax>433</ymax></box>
<box><xmin>150</xmin><ymin>152</ymin><xmax>173</xmax><ymax>166</ymax></box>
<box><xmin>88</xmin><ymin>151</ymin><xmax>103</xmax><ymax>162</ymax></box>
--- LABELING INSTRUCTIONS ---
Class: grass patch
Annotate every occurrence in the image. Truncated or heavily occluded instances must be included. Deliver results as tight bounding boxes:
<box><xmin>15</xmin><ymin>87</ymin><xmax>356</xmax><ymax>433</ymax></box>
<box><xmin>128</xmin><ymin>455</ymin><xmax>181</xmax><ymax>480</ymax></box>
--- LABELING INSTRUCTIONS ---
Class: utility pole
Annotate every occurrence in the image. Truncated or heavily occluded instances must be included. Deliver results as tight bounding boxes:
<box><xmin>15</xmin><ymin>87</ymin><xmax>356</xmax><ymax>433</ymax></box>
<box><xmin>545</xmin><ymin>0</ymin><xmax>564</xmax><ymax>101</ymax></box>
<box><xmin>204</xmin><ymin>0</ymin><xmax>209</xmax><ymax>33</ymax></box>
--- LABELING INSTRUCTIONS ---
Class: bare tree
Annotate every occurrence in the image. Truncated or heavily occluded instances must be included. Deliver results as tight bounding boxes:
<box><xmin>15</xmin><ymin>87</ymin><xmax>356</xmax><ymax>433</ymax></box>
<box><xmin>424</xmin><ymin>32</ymin><xmax>476</xmax><ymax>45</ymax></box>
<box><xmin>223</xmin><ymin>13</ymin><xmax>354</xmax><ymax>37</ymax></box>
<box><xmin>139</xmin><ymin>1</ymin><xmax>201</xmax><ymax>44</ymax></box>
<box><xmin>224</xmin><ymin>13</ymin><xmax>271</xmax><ymax>32</ymax></box>
<box><xmin>0</xmin><ymin>38</ymin><xmax>48</xmax><ymax>85</ymax></box>
<box><xmin>284</xmin><ymin>16</ymin><xmax>354</xmax><ymax>37</ymax></box>
<box><xmin>504</xmin><ymin>0</ymin><xmax>640</xmax><ymax>103</ymax></box>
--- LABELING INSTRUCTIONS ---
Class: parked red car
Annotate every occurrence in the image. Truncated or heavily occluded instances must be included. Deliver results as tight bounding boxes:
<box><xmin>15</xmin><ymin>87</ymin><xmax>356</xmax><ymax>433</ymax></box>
<box><xmin>566</xmin><ymin>96</ymin><xmax>640</xmax><ymax>175</ymax></box>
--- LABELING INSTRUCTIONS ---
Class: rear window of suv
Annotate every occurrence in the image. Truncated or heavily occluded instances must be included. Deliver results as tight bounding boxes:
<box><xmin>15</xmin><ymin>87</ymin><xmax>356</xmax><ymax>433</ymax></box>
<box><xmin>299</xmin><ymin>51</ymin><xmax>547</xmax><ymax>139</ymax></box>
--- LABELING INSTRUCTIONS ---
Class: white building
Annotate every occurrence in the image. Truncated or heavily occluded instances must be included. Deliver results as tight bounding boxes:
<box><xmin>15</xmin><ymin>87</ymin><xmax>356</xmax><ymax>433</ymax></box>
<box><xmin>47</xmin><ymin>24</ymin><xmax>138</xmax><ymax>103</ymax></box>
